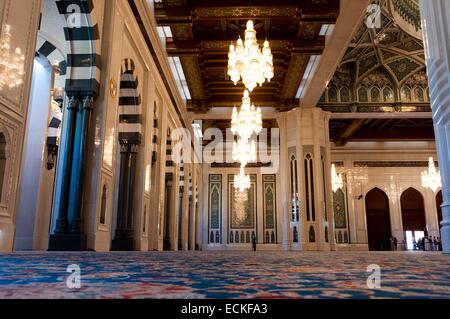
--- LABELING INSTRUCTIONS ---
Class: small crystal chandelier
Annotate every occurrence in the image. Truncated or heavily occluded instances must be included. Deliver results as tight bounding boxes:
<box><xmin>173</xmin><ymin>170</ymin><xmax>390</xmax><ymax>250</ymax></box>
<box><xmin>231</xmin><ymin>90</ymin><xmax>263</xmax><ymax>141</ymax></box>
<box><xmin>232</xmin><ymin>137</ymin><xmax>257</xmax><ymax>167</ymax></box>
<box><xmin>234</xmin><ymin>167</ymin><xmax>251</xmax><ymax>193</ymax></box>
<box><xmin>0</xmin><ymin>24</ymin><xmax>25</xmax><ymax>90</ymax></box>
<box><xmin>227</xmin><ymin>20</ymin><xmax>274</xmax><ymax>92</ymax></box>
<box><xmin>331</xmin><ymin>164</ymin><xmax>344</xmax><ymax>192</ymax></box>
<box><xmin>421</xmin><ymin>157</ymin><xmax>442</xmax><ymax>193</ymax></box>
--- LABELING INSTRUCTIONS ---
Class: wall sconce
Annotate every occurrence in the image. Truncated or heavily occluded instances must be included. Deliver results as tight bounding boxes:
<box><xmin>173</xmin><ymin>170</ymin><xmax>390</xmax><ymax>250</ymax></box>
<box><xmin>53</xmin><ymin>86</ymin><xmax>64</xmax><ymax>105</ymax></box>
<box><xmin>46</xmin><ymin>144</ymin><xmax>58</xmax><ymax>170</ymax></box>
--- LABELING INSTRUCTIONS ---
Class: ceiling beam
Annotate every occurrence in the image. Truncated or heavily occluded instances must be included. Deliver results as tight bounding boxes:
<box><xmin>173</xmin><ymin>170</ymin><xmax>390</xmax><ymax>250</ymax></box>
<box><xmin>188</xmin><ymin>97</ymin><xmax>295</xmax><ymax>109</ymax></box>
<box><xmin>165</xmin><ymin>38</ymin><xmax>325</xmax><ymax>55</ymax></box>
<box><xmin>330</xmin><ymin>112</ymin><xmax>432</xmax><ymax>119</ymax></box>
<box><xmin>155</xmin><ymin>1</ymin><xmax>340</xmax><ymax>17</ymax></box>
<box><xmin>188</xmin><ymin>0</ymin><xmax>308</xmax><ymax>7</ymax></box>
<box><xmin>335</xmin><ymin>119</ymin><xmax>367</xmax><ymax>146</ymax></box>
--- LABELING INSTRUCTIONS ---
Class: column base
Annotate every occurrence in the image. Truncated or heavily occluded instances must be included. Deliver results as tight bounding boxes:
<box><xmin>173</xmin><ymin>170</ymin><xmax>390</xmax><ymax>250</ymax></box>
<box><xmin>111</xmin><ymin>238</ymin><xmax>135</xmax><ymax>251</ymax></box>
<box><xmin>440</xmin><ymin>204</ymin><xmax>450</xmax><ymax>254</ymax></box>
<box><xmin>48</xmin><ymin>233</ymin><xmax>87</xmax><ymax>251</ymax></box>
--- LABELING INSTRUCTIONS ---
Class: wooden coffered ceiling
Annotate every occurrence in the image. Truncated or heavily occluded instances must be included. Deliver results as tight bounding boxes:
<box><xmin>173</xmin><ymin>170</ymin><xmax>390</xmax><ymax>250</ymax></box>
<box><xmin>329</xmin><ymin>118</ymin><xmax>435</xmax><ymax>146</ymax></box>
<box><xmin>154</xmin><ymin>0</ymin><xmax>340</xmax><ymax>113</ymax></box>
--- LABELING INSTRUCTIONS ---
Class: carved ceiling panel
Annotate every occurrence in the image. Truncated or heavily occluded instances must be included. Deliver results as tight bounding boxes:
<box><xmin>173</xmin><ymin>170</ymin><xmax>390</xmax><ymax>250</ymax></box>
<box><xmin>156</xmin><ymin>0</ymin><xmax>340</xmax><ymax>112</ymax></box>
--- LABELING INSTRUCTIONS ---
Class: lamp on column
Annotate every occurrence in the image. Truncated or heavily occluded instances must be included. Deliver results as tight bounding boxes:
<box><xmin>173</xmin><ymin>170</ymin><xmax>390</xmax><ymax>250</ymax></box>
<box><xmin>46</xmin><ymin>97</ymin><xmax>63</xmax><ymax>170</ymax></box>
<box><xmin>46</xmin><ymin>64</ymin><xmax>64</xmax><ymax>170</ymax></box>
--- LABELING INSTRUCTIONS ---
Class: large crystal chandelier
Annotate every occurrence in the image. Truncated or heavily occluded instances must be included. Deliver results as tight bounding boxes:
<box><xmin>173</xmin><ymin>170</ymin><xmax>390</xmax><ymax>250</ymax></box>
<box><xmin>234</xmin><ymin>167</ymin><xmax>251</xmax><ymax>193</ymax></box>
<box><xmin>331</xmin><ymin>164</ymin><xmax>344</xmax><ymax>192</ymax></box>
<box><xmin>232</xmin><ymin>138</ymin><xmax>257</xmax><ymax>168</ymax></box>
<box><xmin>231</xmin><ymin>90</ymin><xmax>262</xmax><ymax>141</ymax></box>
<box><xmin>0</xmin><ymin>24</ymin><xmax>25</xmax><ymax>90</ymax></box>
<box><xmin>421</xmin><ymin>157</ymin><xmax>442</xmax><ymax>193</ymax></box>
<box><xmin>227</xmin><ymin>20</ymin><xmax>274</xmax><ymax>92</ymax></box>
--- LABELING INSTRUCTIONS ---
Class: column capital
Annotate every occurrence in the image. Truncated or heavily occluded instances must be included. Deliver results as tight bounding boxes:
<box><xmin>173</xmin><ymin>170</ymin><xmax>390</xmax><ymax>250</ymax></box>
<box><xmin>67</xmin><ymin>96</ymin><xmax>79</xmax><ymax>111</ymax></box>
<box><xmin>119</xmin><ymin>141</ymin><xmax>140</xmax><ymax>153</ymax></box>
<box><xmin>118</xmin><ymin>133</ymin><xmax>142</xmax><ymax>146</ymax></box>
<box><xmin>82</xmin><ymin>95</ymin><xmax>95</xmax><ymax>110</ymax></box>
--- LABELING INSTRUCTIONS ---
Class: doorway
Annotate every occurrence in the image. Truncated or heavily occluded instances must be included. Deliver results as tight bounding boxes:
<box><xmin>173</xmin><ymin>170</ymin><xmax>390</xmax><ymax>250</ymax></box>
<box><xmin>401</xmin><ymin>188</ymin><xmax>426</xmax><ymax>236</ymax></box>
<box><xmin>365</xmin><ymin>188</ymin><xmax>392</xmax><ymax>251</ymax></box>
<box><xmin>405</xmin><ymin>230</ymin><xmax>425</xmax><ymax>250</ymax></box>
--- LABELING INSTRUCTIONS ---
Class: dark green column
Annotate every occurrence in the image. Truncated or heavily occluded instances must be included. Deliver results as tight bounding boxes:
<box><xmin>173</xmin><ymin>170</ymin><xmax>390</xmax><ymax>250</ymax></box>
<box><xmin>53</xmin><ymin>96</ymin><xmax>78</xmax><ymax>234</ymax></box>
<box><xmin>49</xmin><ymin>96</ymin><xmax>79</xmax><ymax>251</ymax></box>
<box><xmin>69</xmin><ymin>95</ymin><xmax>94</xmax><ymax>235</ymax></box>
<box><xmin>113</xmin><ymin>143</ymin><xmax>130</xmax><ymax>241</ymax></box>
<box><xmin>49</xmin><ymin>94</ymin><xmax>95</xmax><ymax>251</ymax></box>
<box><xmin>111</xmin><ymin>141</ymin><xmax>139</xmax><ymax>251</ymax></box>
<box><xmin>125</xmin><ymin>144</ymin><xmax>138</xmax><ymax>239</ymax></box>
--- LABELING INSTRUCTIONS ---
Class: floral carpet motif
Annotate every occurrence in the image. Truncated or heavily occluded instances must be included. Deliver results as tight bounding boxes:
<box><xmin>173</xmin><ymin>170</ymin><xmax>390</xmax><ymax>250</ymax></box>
<box><xmin>0</xmin><ymin>251</ymin><xmax>449</xmax><ymax>299</ymax></box>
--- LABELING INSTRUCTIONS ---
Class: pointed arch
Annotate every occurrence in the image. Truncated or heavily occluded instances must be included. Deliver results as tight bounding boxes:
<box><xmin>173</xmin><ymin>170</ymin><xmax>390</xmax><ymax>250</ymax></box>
<box><xmin>118</xmin><ymin>58</ymin><xmax>142</xmax><ymax>144</ymax></box>
<box><xmin>365</xmin><ymin>187</ymin><xmax>392</xmax><ymax>251</ymax></box>
<box><xmin>56</xmin><ymin>0</ymin><xmax>101</xmax><ymax>96</ymax></box>
<box><xmin>400</xmin><ymin>187</ymin><xmax>426</xmax><ymax>232</ymax></box>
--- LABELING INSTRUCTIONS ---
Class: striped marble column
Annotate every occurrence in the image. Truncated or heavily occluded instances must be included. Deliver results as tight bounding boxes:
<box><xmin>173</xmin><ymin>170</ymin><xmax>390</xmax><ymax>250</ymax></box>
<box><xmin>49</xmin><ymin>0</ymin><xmax>101</xmax><ymax>251</ymax></box>
<box><xmin>111</xmin><ymin>60</ymin><xmax>142</xmax><ymax>251</ymax></box>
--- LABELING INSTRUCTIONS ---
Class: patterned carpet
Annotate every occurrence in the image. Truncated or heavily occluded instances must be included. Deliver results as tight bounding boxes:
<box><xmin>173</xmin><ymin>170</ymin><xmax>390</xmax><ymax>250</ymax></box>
<box><xmin>0</xmin><ymin>251</ymin><xmax>449</xmax><ymax>299</ymax></box>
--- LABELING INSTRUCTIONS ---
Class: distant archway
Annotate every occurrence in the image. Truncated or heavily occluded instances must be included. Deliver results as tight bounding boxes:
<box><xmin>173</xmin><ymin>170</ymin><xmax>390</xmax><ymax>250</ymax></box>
<box><xmin>401</xmin><ymin>188</ymin><xmax>426</xmax><ymax>232</ymax></box>
<box><xmin>436</xmin><ymin>191</ymin><xmax>443</xmax><ymax>232</ymax></box>
<box><xmin>365</xmin><ymin>188</ymin><xmax>392</xmax><ymax>251</ymax></box>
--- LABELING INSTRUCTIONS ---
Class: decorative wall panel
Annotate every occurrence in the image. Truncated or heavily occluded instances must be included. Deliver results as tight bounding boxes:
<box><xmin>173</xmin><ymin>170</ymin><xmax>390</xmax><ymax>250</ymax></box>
<box><xmin>333</xmin><ymin>189</ymin><xmax>347</xmax><ymax>229</ymax></box>
<box><xmin>263</xmin><ymin>175</ymin><xmax>277</xmax><ymax>244</ymax></box>
<box><xmin>228</xmin><ymin>174</ymin><xmax>256</xmax><ymax>244</ymax></box>
<box><xmin>208</xmin><ymin>175</ymin><xmax>222</xmax><ymax>244</ymax></box>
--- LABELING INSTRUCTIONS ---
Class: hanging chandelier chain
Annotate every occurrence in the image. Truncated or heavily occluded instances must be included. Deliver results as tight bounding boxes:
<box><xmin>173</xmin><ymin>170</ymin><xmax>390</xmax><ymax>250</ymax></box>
<box><xmin>229</xmin><ymin>20</ymin><xmax>272</xmax><ymax>192</ymax></box>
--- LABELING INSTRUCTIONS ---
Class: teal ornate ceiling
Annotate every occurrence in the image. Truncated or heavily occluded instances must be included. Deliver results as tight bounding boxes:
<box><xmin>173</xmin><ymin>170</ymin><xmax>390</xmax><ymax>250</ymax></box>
<box><xmin>323</xmin><ymin>0</ymin><xmax>435</xmax><ymax>145</ymax></box>
<box><xmin>319</xmin><ymin>0</ymin><xmax>429</xmax><ymax>114</ymax></box>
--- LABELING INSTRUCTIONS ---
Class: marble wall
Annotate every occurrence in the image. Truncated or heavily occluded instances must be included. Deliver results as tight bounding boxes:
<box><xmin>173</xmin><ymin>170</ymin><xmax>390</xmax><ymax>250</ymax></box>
<box><xmin>0</xmin><ymin>0</ymin><xmax>42</xmax><ymax>252</ymax></box>
<box><xmin>332</xmin><ymin>141</ymin><xmax>441</xmax><ymax>250</ymax></box>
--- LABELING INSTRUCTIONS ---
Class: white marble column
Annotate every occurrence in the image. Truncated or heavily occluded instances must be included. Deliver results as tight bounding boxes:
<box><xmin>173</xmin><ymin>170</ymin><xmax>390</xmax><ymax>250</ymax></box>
<box><xmin>276</xmin><ymin>113</ymin><xmax>291</xmax><ymax>251</ymax></box>
<box><xmin>180</xmin><ymin>164</ymin><xmax>190</xmax><ymax>251</ymax></box>
<box><xmin>189</xmin><ymin>165</ymin><xmax>197</xmax><ymax>250</ymax></box>
<box><xmin>298</xmin><ymin>107</ymin><xmax>334</xmax><ymax>251</ymax></box>
<box><xmin>420</xmin><ymin>0</ymin><xmax>450</xmax><ymax>253</ymax></box>
<box><xmin>153</xmin><ymin>108</ymin><xmax>168</xmax><ymax>251</ymax></box>
<box><xmin>170</xmin><ymin>163</ymin><xmax>181</xmax><ymax>251</ymax></box>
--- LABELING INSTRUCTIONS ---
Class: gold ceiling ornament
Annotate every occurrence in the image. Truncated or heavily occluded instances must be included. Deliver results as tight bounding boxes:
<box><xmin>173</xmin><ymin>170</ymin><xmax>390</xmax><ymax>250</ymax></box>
<box><xmin>0</xmin><ymin>24</ymin><xmax>25</xmax><ymax>90</ymax></box>
<box><xmin>421</xmin><ymin>157</ymin><xmax>442</xmax><ymax>193</ymax></box>
<box><xmin>331</xmin><ymin>164</ymin><xmax>344</xmax><ymax>192</ymax></box>
<box><xmin>227</xmin><ymin>20</ymin><xmax>274</xmax><ymax>92</ymax></box>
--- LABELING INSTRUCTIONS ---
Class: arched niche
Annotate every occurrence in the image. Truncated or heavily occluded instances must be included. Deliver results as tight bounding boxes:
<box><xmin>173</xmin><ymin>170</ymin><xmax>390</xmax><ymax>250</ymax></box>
<box><xmin>365</xmin><ymin>188</ymin><xmax>392</xmax><ymax>251</ymax></box>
